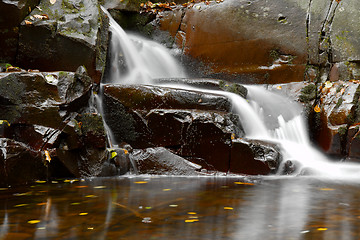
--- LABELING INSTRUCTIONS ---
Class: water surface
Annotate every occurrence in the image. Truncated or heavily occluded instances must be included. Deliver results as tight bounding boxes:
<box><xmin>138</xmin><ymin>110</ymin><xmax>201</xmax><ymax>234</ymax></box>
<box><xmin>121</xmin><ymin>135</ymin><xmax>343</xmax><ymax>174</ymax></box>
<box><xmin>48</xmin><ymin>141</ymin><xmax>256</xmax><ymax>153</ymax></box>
<box><xmin>1</xmin><ymin>176</ymin><xmax>360</xmax><ymax>240</ymax></box>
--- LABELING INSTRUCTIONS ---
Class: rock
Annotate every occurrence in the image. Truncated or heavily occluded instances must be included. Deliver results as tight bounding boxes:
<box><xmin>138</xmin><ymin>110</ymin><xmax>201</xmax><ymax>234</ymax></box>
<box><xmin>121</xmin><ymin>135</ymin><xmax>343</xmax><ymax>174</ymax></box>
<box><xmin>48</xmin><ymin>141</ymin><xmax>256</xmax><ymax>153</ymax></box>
<box><xmin>16</xmin><ymin>0</ymin><xmax>109</xmax><ymax>83</ymax></box>
<box><xmin>230</xmin><ymin>139</ymin><xmax>281</xmax><ymax>175</ymax></box>
<box><xmin>0</xmin><ymin>71</ymin><xmax>92</xmax><ymax>128</ymax></box>
<box><xmin>0</xmin><ymin>138</ymin><xmax>47</xmax><ymax>187</ymax></box>
<box><xmin>131</xmin><ymin>147</ymin><xmax>201</xmax><ymax>175</ymax></box>
<box><xmin>330</xmin><ymin>0</ymin><xmax>360</xmax><ymax>63</ymax></box>
<box><xmin>103</xmin><ymin>84</ymin><xmax>232</xmax><ymax>111</ymax></box>
<box><xmin>157</xmin><ymin>0</ymin><xmax>308</xmax><ymax>83</ymax></box>
<box><xmin>0</xmin><ymin>0</ymin><xmax>40</xmax><ymax>63</ymax></box>
<box><xmin>347</xmin><ymin>126</ymin><xmax>360</xmax><ymax>161</ymax></box>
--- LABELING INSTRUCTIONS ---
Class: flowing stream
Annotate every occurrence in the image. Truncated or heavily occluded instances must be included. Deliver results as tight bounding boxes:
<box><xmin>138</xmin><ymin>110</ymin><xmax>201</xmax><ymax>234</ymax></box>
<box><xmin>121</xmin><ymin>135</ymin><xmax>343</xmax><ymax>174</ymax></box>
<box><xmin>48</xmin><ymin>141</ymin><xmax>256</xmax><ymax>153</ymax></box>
<box><xmin>102</xmin><ymin>11</ymin><xmax>360</xmax><ymax>180</ymax></box>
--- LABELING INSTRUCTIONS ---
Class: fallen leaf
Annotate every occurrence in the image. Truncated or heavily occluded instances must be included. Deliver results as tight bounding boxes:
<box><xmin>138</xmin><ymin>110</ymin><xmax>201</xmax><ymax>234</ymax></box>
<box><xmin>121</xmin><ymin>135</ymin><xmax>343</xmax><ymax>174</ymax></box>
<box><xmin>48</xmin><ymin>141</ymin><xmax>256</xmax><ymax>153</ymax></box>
<box><xmin>25</xmin><ymin>20</ymin><xmax>33</xmax><ymax>25</ymax></box>
<box><xmin>36</xmin><ymin>180</ymin><xmax>47</xmax><ymax>184</ymax></box>
<box><xmin>50</xmin><ymin>0</ymin><xmax>56</xmax><ymax>4</ymax></box>
<box><xmin>79</xmin><ymin>212</ymin><xmax>88</xmax><ymax>216</ymax></box>
<box><xmin>75</xmin><ymin>186</ymin><xmax>88</xmax><ymax>188</ymax></box>
<box><xmin>224</xmin><ymin>207</ymin><xmax>234</xmax><ymax>210</ymax></box>
<box><xmin>0</xmin><ymin>120</ymin><xmax>10</xmax><ymax>126</ymax></box>
<box><xmin>134</xmin><ymin>181</ymin><xmax>148</xmax><ymax>184</ymax></box>
<box><xmin>93</xmin><ymin>186</ymin><xmax>106</xmax><ymax>189</ymax></box>
<box><xmin>169</xmin><ymin>204</ymin><xmax>178</xmax><ymax>207</ymax></box>
<box><xmin>276</xmin><ymin>86</ymin><xmax>282</xmax><ymax>90</ymax></box>
<box><xmin>28</xmin><ymin>220</ymin><xmax>41</xmax><ymax>224</ymax></box>
<box><xmin>314</xmin><ymin>104</ymin><xmax>321</xmax><ymax>113</ymax></box>
<box><xmin>324</xmin><ymin>81</ymin><xmax>333</xmax><ymax>89</ymax></box>
<box><xmin>317</xmin><ymin>227</ymin><xmax>328</xmax><ymax>231</ymax></box>
<box><xmin>187</xmin><ymin>212</ymin><xmax>197</xmax><ymax>215</ymax></box>
<box><xmin>14</xmin><ymin>204</ymin><xmax>29</xmax><ymax>207</ymax></box>
<box><xmin>44</xmin><ymin>150</ymin><xmax>51</xmax><ymax>163</ymax></box>
<box><xmin>162</xmin><ymin>189</ymin><xmax>171</xmax><ymax>191</ymax></box>
<box><xmin>319</xmin><ymin>188</ymin><xmax>335</xmax><ymax>191</ymax></box>
<box><xmin>234</xmin><ymin>182</ymin><xmax>255</xmax><ymax>186</ymax></box>
<box><xmin>185</xmin><ymin>219</ymin><xmax>199</xmax><ymax>223</ymax></box>
<box><xmin>85</xmin><ymin>195</ymin><xmax>97</xmax><ymax>198</ymax></box>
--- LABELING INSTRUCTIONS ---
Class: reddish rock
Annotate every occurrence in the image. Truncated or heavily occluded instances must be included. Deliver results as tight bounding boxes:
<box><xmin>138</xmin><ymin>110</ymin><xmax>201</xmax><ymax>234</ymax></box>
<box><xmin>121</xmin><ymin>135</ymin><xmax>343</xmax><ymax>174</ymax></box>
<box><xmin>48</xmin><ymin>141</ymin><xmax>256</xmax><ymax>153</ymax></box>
<box><xmin>0</xmin><ymin>138</ymin><xmax>47</xmax><ymax>186</ymax></box>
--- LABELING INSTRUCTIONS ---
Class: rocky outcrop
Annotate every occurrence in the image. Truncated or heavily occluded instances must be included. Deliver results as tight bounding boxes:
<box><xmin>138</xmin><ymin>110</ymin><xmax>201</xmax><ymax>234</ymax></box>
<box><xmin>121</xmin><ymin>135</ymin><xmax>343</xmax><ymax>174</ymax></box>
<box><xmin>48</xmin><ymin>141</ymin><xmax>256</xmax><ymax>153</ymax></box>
<box><xmin>102</xmin><ymin>82</ymin><xmax>283</xmax><ymax>174</ymax></box>
<box><xmin>0</xmin><ymin>0</ymin><xmax>109</xmax><ymax>84</ymax></box>
<box><xmin>0</xmin><ymin>69</ymin><xmax>111</xmax><ymax>185</ymax></box>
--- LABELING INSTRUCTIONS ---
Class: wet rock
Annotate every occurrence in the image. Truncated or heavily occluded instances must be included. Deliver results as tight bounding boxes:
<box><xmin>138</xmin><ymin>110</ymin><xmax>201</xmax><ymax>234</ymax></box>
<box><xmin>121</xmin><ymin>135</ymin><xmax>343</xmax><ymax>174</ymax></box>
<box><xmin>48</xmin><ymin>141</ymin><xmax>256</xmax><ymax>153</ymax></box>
<box><xmin>347</xmin><ymin>126</ymin><xmax>360</xmax><ymax>161</ymax></box>
<box><xmin>157</xmin><ymin>0</ymin><xmax>308</xmax><ymax>83</ymax></box>
<box><xmin>131</xmin><ymin>147</ymin><xmax>201</xmax><ymax>175</ymax></box>
<box><xmin>230</xmin><ymin>139</ymin><xmax>281</xmax><ymax>175</ymax></box>
<box><xmin>103</xmin><ymin>84</ymin><xmax>231</xmax><ymax>112</ymax></box>
<box><xmin>330</xmin><ymin>0</ymin><xmax>360</xmax><ymax>63</ymax></box>
<box><xmin>0</xmin><ymin>71</ymin><xmax>92</xmax><ymax>128</ymax></box>
<box><xmin>16</xmin><ymin>0</ymin><xmax>109</xmax><ymax>83</ymax></box>
<box><xmin>0</xmin><ymin>138</ymin><xmax>47</xmax><ymax>187</ymax></box>
<box><xmin>0</xmin><ymin>0</ymin><xmax>40</xmax><ymax>63</ymax></box>
<box><xmin>147</xmin><ymin>109</ymin><xmax>243</xmax><ymax>147</ymax></box>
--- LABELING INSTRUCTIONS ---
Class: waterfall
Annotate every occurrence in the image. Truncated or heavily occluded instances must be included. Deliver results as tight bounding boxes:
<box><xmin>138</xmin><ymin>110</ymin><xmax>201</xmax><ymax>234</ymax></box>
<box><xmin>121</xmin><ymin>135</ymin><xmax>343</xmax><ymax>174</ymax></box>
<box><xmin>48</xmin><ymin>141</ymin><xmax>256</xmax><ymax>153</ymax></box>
<box><xmin>102</xmin><ymin>9</ymin><xmax>360</xmax><ymax>180</ymax></box>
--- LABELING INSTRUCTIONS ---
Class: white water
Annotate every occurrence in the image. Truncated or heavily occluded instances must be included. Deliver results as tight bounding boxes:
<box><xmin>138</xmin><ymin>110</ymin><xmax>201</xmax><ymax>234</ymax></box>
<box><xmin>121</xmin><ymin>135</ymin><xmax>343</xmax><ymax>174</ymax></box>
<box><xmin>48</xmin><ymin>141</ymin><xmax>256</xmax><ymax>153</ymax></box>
<box><xmin>104</xmin><ymin>12</ymin><xmax>360</xmax><ymax>180</ymax></box>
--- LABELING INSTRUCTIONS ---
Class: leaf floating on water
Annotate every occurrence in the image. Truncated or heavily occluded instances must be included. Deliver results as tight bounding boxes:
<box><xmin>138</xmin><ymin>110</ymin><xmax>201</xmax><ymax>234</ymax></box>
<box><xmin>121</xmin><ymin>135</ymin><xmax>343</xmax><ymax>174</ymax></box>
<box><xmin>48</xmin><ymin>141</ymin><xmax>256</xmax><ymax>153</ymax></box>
<box><xmin>88</xmin><ymin>227</ymin><xmax>94</xmax><ymax>230</ymax></box>
<box><xmin>93</xmin><ymin>186</ymin><xmax>106</xmax><ymax>189</ymax></box>
<box><xmin>36</xmin><ymin>180</ymin><xmax>47</xmax><ymax>184</ymax></box>
<box><xmin>234</xmin><ymin>182</ymin><xmax>254</xmax><ymax>186</ymax></box>
<box><xmin>185</xmin><ymin>219</ymin><xmax>199</xmax><ymax>223</ymax></box>
<box><xmin>169</xmin><ymin>205</ymin><xmax>178</xmax><ymax>208</ymax></box>
<box><xmin>134</xmin><ymin>181</ymin><xmax>148</xmax><ymax>184</ymax></box>
<box><xmin>37</xmin><ymin>202</ymin><xmax>47</xmax><ymax>206</ymax></box>
<box><xmin>71</xmin><ymin>202</ymin><xmax>81</xmax><ymax>205</ymax></box>
<box><xmin>14</xmin><ymin>204</ymin><xmax>29</xmax><ymax>207</ymax></box>
<box><xmin>28</xmin><ymin>220</ymin><xmax>41</xmax><ymax>224</ymax></box>
<box><xmin>0</xmin><ymin>188</ymin><xmax>8</xmax><ymax>190</ymax></box>
<box><xmin>314</xmin><ymin>104</ymin><xmax>321</xmax><ymax>113</ymax></box>
<box><xmin>187</xmin><ymin>212</ymin><xmax>197</xmax><ymax>215</ymax></box>
<box><xmin>224</xmin><ymin>207</ymin><xmax>234</xmax><ymax>210</ymax></box>
<box><xmin>75</xmin><ymin>186</ymin><xmax>88</xmax><ymax>189</ymax></box>
<box><xmin>79</xmin><ymin>212</ymin><xmax>88</xmax><ymax>216</ymax></box>
<box><xmin>162</xmin><ymin>189</ymin><xmax>171</xmax><ymax>191</ymax></box>
<box><xmin>319</xmin><ymin>188</ymin><xmax>335</xmax><ymax>191</ymax></box>
<box><xmin>145</xmin><ymin>206</ymin><xmax>152</xmax><ymax>210</ymax></box>
<box><xmin>317</xmin><ymin>227</ymin><xmax>328</xmax><ymax>231</ymax></box>
<box><xmin>85</xmin><ymin>195</ymin><xmax>97</xmax><ymax>198</ymax></box>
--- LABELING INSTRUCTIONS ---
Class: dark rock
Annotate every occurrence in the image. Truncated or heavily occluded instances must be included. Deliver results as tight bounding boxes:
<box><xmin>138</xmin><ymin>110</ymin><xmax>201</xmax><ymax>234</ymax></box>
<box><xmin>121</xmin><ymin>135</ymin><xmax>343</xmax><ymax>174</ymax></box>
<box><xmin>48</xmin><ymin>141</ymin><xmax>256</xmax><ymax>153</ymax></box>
<box><xmin>347</xmin><ymin>126</ymin><xmax>360</xmax><ymax>160</ymax></box>
<box><xmin>103</xmin><ymin>84</ymin><xmax>232</xmax><ymax>112</ymax></box>
<box><xmin>0</xmin><ymin>138</ymin><xmax>47</xmax><ymax>187</ymax></box>
<box><xmin>131</xmin><ymin>147</ymin><xmax>201</xmax><ymax>175</ymax></box>
<box><xmin>16</xmin><ymin>0</ymin><xmax>109</xmax><ymax>83</ymax></box>
<box><xmin>230</xmin><ymin>139</ymin><xmax>281</xmax><ymax>175</ymax></box>
<box><xmin>0</xmin><ymin>0</ymin><xmax>40</xmax><ymax>63</ymax></box>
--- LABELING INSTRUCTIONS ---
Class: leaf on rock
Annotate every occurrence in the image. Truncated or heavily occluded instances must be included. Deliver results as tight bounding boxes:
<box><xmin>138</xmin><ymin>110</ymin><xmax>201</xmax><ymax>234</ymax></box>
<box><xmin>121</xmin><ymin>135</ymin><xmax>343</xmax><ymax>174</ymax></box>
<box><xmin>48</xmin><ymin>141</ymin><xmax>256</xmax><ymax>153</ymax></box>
<box><xmin>25</xmin><ymin>20</ymin><xmax>33</xmax><ymax>25</ymax></box>
<box><xmin>50</xmin><ymin>0</ymin><xmax>56</xmax><ymax>4</ymax></box>
<box><xmin>314</xmin><ymin>104</ymin><xmax>321</xmax><ymax>113</ymax></box>
<box><xmin>234</xmin><ymin>182</ymin><xmax>254</xmax><ymax>186</ymax></box>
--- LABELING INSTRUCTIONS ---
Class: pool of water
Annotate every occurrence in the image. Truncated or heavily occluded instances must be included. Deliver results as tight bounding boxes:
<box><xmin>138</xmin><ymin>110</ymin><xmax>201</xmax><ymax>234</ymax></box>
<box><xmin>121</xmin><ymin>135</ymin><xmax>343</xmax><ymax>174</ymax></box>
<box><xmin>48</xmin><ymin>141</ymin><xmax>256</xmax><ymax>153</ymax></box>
<box><xmin>1</xmin><ymin>175</ymin><xmax>360</xmax><ymax>239</ymax></box>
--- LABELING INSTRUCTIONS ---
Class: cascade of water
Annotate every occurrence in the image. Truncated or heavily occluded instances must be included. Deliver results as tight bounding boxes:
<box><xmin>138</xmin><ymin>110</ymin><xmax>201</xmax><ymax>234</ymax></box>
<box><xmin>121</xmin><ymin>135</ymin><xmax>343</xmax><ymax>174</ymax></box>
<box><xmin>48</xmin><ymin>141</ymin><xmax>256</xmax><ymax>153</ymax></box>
<box><xmin>106</xmin><ymin>14</ymin><xmax>186</xmax><ymax>84</ymax></box>
<box><xmin>102</xmin><ymin>9</ymin><xmax>360</xmax><ymax>180</ymax></box>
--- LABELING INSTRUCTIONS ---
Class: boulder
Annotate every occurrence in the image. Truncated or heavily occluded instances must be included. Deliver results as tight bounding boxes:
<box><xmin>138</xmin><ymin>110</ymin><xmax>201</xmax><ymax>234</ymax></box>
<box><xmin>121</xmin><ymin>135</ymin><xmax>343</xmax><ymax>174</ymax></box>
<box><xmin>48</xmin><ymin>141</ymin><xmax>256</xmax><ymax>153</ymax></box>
<box><xmin>157</xmin><ymin>0</ymin><xmax>308</xmax><ymax>83</ymax></box>
<box><xmin>0</xmin><ymin>0</ymin><xmax>40</xmax><ymax>63</ymax></box>
<box><xmin>230</xmin><ymin>139</ymin><xmax>281</xmax><ymax>175</ymax></box>
<box><xmin>0</xmin><ymin>138</ymin><xmax>47</xmax><ymax>186</ymax></box>
<box><xmin>131</xmin><ymin>147</ymin><xmax>201</xmax><ymax>175</ymax></box>
<box><xmin>16</xmin><ymin>0</ymin><xmax>109</xmax><ymax>83</ymax></box>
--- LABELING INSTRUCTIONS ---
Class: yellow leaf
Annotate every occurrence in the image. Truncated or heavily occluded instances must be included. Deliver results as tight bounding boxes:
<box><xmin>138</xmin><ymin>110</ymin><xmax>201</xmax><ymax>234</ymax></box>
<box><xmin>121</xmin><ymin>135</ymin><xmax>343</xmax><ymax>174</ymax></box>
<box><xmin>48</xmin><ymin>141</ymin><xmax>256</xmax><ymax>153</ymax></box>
<box><xmin>35</xmin><ymin>180</ymin><xmax>46</xmax><ymax>184</ymax></box>
<box><xmin>319</xmin><ymin>188</ymin><xmax>335</xmax><ymax>191</ymax></box>
<box><xmin>93</xmin><ymin>186</ymin><xmax>106</xmax><ymax>189</ymax></box>
<box><xmin>314</xmin><ymin>104</ymin><xmax>321</xmax><ymax>113</ymax></box>
<box><xmin>317</xmin><ymin>227</ymin><xmax>328</xmax><ymax>231</ymax></box>
<box><xmin>85</xmin><ymin>195</ymin><xmax>97</xmax><ymax>198</ymax></box>
<box><xmin>234</xmin><ymin>182</ymin><xmax>254</xmax><ymax>186</ymax></box>
<box><xmin>162</xmin><ymin>189</ymin><xmax>171</xmax><ymax>191</ymax></box>
<box><xmin>185</xmin><ymin>219</ymin><xmax>199</xmax><ymax>223</ymax></box>
<box><xmin>169</xmin><ymin>204</ymin><xmax>178</xmax><ymax>207</ymax></box>
<box><xmin>79</xmin><ymin>212</ymin><xmax>88</xmax><ymax>216</ymax></box>
<box><xmin>276</xmin><ymin>86</ymin><xmax>282</xmax><ymax>90</ymax></box>
<box><xmin>14</xmin><ymin>203</ymin><xmax>29</xmax><ymax>207</ymax></box>
<box><xmin>324</xmin><ymin>81</ymin><xmax>333</xmax><ymax>89</ymax></box>
<box><xmin>28</xmin><ymin>220</ymin><xmax>41</xmax><ymax>224</ymax></box>
<box><xmin>0</xmin><ymin>120</ymin><xmax>10</xmax><ymax>126</ymax></box>
<box><xmin>71</xmin><ymin>202</ymin><xmax>81</xmax><ymax>205</ymax></box>
<box><xmin>50</xmin><ymin>0</ymin><xmax>56</xmax><ymax>4</ymax></box>
<box><xmin>187</xmin><ymin>212</ymin><xmax>197</xmax><ymax>215</ymax></box>
<box><xmin>111</xmin><ymin>151</ymin><xmax>117</xmax><ymax>159</ymax></box>
<box><xmin>44</xmin><ymin>150</ymin><xmax>51</xmax><ymax>162</ymax></box>
<box><xmin>25</xmin><ymin>20</ymin><xmax>33</xmax><ymax>25</ymax></box>
<box><xmin>224</xmin><ymin>207</ymin><xmax>233</xmax><ymax>210</ymax></box>
<box><xmin>134</xmin><ymin>181</ymin><xmax>148</xmax><ymax>184</ymax></box>
<box><xmin>231</xmin><ymin>133</ymin><xmax>236</xmax><ymax>140</ymax></box>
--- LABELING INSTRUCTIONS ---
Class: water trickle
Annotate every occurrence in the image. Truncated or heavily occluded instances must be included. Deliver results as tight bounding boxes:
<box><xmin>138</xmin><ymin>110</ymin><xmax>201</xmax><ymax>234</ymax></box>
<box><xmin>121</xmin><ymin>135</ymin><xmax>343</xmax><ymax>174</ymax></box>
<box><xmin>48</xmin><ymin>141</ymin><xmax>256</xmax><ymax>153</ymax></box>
<box><xmin>101</xmin><ymin>9</ymin><xmax>360</xmax><ymax>180</ymax></box>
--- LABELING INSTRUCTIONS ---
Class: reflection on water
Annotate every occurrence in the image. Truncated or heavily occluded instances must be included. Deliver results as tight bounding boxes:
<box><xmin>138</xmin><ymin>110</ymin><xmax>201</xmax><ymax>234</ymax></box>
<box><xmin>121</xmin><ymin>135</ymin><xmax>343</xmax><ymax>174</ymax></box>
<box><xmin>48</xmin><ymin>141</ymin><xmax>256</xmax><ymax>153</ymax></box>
<box><xmin>1</xmin><ymin>176</ymin><xmax>360</xmax><ymax>239</ymax></box>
